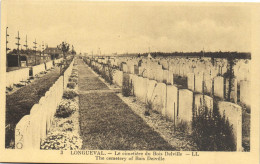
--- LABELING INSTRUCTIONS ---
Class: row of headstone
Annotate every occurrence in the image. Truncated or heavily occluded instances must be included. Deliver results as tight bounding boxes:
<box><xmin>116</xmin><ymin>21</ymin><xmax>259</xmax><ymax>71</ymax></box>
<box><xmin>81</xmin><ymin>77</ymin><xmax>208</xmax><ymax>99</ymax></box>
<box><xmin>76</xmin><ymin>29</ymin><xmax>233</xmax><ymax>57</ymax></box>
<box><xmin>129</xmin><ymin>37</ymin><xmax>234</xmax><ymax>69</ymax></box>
<box><xmin>6</xmin><ymin>59</ymin><xmax>59</xmax><ymax>88</ymax></box>
<box><xmin>128</xmin><ymin>73</ymin><xmax>194</xmax><ymax>129</ymax></box>
<box><xmin>15</xmin><ymin>59</ymin><xmax>75</xmax><ymax>149</ymax></box>
<box><xmin>187</xmin><ymin>72</ymin><xmax>244</xmax><ymax>105</ymax></box>
<box><xmin>15</xmin><ymin>75</ymin><xmax>64</xmax><ymax>149</ymax></box>
<box><xmin>130</xmin><ymin>74</ymin><xmax>242</xmax><ymax>151</ymax></box>
<box><xmin>6</xmin><ymin>67</ymin><xmax>30</xmax><ymax>88</ymax></box>
<box><xmin>94</xmin><ymin>57</ymin><xmax>249</xmax><ymax>108</ymax></box>
<box><xmin>88</xmin><ymin>59</ymin><xmax>244</xmax><ymax>151</ymax></box>
<box><xmin>90</xmin><ymin>58</ymin><xmax>245</xmax><ymax>151</ymax></box>
<box><xmin>188</xmin><ymin>72</ymin><xmax>213</xmax><ymax>94</ymax></box>
<box><xmin>107</xmin><ymin>56</ymin><xmax>250</xmax><ymax>87</ymax></box>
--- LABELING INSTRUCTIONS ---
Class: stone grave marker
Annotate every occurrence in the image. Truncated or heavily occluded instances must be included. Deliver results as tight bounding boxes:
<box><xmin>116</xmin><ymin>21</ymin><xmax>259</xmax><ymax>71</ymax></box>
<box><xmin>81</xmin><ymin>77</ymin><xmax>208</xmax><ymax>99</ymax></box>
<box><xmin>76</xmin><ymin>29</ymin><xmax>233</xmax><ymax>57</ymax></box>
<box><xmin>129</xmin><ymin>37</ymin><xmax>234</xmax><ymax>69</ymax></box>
<box><xmin>218</xmin><ymin>101</ymin><xmax>242</xmax><ymax>151</ymax></box>
<box><xmin>166</xmin><ymin>85</ymin><xmax>179</xmax><ymax>123</ymax></box>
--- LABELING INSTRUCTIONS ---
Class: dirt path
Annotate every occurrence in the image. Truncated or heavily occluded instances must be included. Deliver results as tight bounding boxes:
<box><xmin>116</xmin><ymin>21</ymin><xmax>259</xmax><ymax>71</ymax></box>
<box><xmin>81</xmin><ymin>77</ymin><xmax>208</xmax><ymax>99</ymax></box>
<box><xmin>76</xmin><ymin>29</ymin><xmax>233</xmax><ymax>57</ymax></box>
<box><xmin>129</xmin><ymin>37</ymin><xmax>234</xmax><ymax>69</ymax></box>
<box><xmin>78</xmin><ymin>60</ymin><xmax>175</xmax><ymax>150</ymax></box>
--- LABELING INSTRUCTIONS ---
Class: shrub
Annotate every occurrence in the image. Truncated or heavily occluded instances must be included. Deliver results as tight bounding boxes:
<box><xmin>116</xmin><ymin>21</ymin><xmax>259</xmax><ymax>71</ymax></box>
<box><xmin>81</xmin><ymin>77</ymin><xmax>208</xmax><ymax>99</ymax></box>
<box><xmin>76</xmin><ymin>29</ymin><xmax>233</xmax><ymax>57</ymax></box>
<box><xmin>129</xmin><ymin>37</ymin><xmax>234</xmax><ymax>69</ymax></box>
<box><xmin>107</xmin><ymin>66</ymin><xmax>114</xmax><ymax>84</ymax></box>
<box><xmin>55</xmin><ymin>100</ymin><xmax>77</xmax><ymax>118</ymax></box>
<box><xmin>242</xmin><ymin>111</ymin><xmax>250</xmax><ymax>151</ymax></box>
<box><xmin>145</xmin><ymin>99</ymin><xmax>153</xmax><ymax>112</ymax></box>
<box><xmin>175</xmin><ymin>120</ymin><xmax>190</xmax><ymax>134</ymax></box>
<box><xmin>63</xmin><ymin>90</ymin><xmax>78</xmax><ymax>99</ymax></box>
<box><xmin>145</xmin><ymin>86</ymin><xmax>158</xmax><ymax>115</ymax></box>
<box><xmin>14</xmin><ymin>83</ymin><xmax>25</xmax><ymax>88</ymax></box>
<box><xmin>192</xmin><ymin>105</ymin><xmax>236</xmax><ymax>151</ymax></box>
<box><xmin>69</xmin><ymin>77</ymin><xmax>78</xmax><ymax>84</ymax></box>
<box><xmin>144</xmin><ymin>110</ymin><xmax>150</xmax><ymax>116</ymax></box>
<box><xmin>70</xmin><ymin>73</ymin><xmax>78</xmax><ymax>78</ymax></box>
<box><xmin>92</xmin><ymin>65</ymin><xmax>101</xmax><ymax>75</ymax></box>
<box><xmin>101</xmin><ymin>65</ymin><xmax>113</xmax><ymax>84</ymax></box>
<box><xmin>40</xmin><ymin>71</ymin><xmax>46</xmax><ymax>74</ymax></box>
<box><xmin>6</xmin><ymin>86</ymin><xmax>13</xmax><ymax>92</ymax></box>
<box><xmin>40</xmin><ymin>132</ymin><xmax>82</xmax><ymax>150</ymax></box>
<box><xmin>162</xmin><ymin>80</ymin><xmax>167</xmax><ymax>84</ymax></box>
<box><xmin>91</xmin><ymin>63</ymin><xmax>114</xmax><ymax>84</ymax></box>
<box><xmin>67</xmin><ymin>82</ymin><xmax>76</xmax><ymax>89</ymax></box>
<box><xmin>59</xmin><ymin>120</ymin><xmax>73</xmax><ymax>126</ymax></box>
<box><xmin>122</xmin><ymin>73</ymin><xmax>132</xmax><ymax>97</ymax></box>
<box><xmin>61</xmin><ymin>122</ymin><xmax>74</xmax><ymax>132</ymax></box>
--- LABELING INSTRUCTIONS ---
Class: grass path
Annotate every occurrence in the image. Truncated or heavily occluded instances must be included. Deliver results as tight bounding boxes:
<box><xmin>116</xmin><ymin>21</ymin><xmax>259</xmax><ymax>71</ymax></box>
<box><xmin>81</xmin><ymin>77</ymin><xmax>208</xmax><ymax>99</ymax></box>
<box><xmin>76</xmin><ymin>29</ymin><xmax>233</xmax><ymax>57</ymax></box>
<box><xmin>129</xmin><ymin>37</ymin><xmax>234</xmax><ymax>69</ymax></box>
<box><xmin>78</xmin><ymin>60</ymin><xmax>174</xmax><ymax>150</ymax></box>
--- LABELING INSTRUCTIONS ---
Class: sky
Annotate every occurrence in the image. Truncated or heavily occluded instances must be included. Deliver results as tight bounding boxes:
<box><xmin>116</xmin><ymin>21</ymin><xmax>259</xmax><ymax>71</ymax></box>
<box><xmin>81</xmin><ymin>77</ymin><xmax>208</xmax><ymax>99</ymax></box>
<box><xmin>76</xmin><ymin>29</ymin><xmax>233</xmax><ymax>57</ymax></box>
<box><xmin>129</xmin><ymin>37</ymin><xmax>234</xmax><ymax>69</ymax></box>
<box><xmin>3</xmin><ymin>1</ymin><xmax>251</xmax><ymax>55</ymax></box>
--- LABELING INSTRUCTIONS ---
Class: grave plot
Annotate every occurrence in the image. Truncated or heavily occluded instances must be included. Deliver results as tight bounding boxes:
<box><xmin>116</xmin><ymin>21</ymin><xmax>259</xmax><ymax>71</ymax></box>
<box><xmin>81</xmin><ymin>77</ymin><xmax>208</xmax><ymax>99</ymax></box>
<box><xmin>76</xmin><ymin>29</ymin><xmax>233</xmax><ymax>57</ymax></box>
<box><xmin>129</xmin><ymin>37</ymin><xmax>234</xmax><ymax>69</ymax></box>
<box><xmin>13</xmin><ymin>59</ymin><xmax>75</xmax><ymax>150</ymax></box>
<box><xmin>84</xmin><ymin>56</ymin><xmax>251</xmax><ymax>152</ymax></box>
<box><xmin>6</xmin><ymin>64</ymin><xmax>54</xmax><ymax>95</ymax></box>
<box><xmin>5</xmin><ymin>67</ymin><xmax>60</xmax><ymax>148</ymax></box>
<box><xmin>5</xmin><ymin>59</ymin><xmax>74</xmax><ymax>149</ymax></box>
<box><xmin>41</xmin><ymin>64</ymin><xmax>82</xmax><ymax>150</ymax></box>
<box><xmin>6</xmin><ymin>59</ymin><xmax>61</xmax><ymax>95</ymax></box>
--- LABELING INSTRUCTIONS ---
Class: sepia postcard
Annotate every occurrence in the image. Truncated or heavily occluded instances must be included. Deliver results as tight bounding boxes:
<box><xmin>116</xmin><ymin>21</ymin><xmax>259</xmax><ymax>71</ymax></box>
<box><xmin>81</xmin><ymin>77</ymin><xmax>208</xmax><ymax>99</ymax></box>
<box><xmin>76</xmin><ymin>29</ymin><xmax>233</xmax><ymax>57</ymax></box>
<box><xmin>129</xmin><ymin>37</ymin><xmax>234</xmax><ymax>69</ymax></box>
<box><xmin>0</xmin><ymin>0</ymin><xmax>260</xmax><ymax>163</ymax></box>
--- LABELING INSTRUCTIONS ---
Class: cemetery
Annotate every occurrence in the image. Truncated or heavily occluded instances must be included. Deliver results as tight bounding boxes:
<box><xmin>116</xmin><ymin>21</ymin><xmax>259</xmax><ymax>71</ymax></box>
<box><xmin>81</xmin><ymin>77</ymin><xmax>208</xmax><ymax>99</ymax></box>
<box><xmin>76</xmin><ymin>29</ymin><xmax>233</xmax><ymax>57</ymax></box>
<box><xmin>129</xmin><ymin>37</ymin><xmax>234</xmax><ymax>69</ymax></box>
<box><xmin>83</xmin><ymin>54</ymin><xmax>251</xmax><ymax>151</ymax></box>
<box><xmin>5</xmin><ymin>53</ymin><xmax>251</xmax><ymax>151</ymax></box>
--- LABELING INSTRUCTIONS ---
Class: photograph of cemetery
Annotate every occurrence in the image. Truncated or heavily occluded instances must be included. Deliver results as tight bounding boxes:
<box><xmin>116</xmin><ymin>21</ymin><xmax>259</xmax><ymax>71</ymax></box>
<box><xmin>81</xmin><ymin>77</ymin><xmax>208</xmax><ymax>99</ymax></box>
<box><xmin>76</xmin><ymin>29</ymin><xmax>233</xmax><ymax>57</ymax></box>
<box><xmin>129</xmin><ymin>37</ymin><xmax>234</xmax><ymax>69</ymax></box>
<box><xmin>4</xmin><ymin>1</ymin><xmax>251</xmax><ymax>152</ymax></box>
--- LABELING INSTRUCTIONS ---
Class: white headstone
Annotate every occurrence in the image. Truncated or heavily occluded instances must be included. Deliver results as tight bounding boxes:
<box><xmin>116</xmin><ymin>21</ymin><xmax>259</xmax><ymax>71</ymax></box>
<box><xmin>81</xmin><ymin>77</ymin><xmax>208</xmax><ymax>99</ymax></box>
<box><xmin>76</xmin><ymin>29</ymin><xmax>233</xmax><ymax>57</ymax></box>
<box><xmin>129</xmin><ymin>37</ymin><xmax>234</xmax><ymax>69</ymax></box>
<box><xmin>178</xmin><ymin>89</ymin><xmax>193</xmax><ymax>132</ymax></box>
<box><xmin>240</xmin><ymin>80</ymin><xmax>250</xmax><ymax>107</ymax></box>
<box><xmin>214</xmin><ymin>76</ymin><xmax>224</xmax><ymax>99</ymax></box>
<box><xmin>187</xmin><ymin>73</ymin><xmax>195</xmax><ymax>91</ymax></box>
<box><xmin>151</xmin><ymin>83</ymin><xmax>167</xmax><ymax>115</ymax></box>
<box><xmin>218</xmin><ymin>101</ymin><xmax>242</xmax><ymax>151</ymax></box>
<box><xmin>166</xmin><ymin>85</ymin><xmax>179</xmax><ymax>123</ymax></box>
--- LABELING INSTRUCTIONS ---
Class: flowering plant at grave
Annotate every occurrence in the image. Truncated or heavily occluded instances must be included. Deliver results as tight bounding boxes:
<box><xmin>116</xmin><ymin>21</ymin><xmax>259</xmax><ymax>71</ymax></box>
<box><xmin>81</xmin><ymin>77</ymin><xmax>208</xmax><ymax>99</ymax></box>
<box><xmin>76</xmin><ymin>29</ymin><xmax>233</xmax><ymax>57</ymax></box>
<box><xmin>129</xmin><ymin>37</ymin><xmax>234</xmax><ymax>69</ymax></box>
<box><xmin>70</xmin><ymin>73</ymin><xmax>78</xmax><ymax>78</ymax></box>
<box><xmin>191</xmin><ymin>105</ymin><xmax>235</xmax><ymax>151</ymax></box>
<box><xmin>58</xmin><ymin>119</ymin><xmax>74</xmax><ymax>132</ymax></box>
<box><xmin>6</xmin><ymin>86</ymin><xmax>13</xmax><ymax>92</ymax></box>
<box><xmin>70</xmin><ymin>70</ymin><xmax>78</xmax><ymax>77</ymax></box>
<box><xmin>67</xmin><ymin>82</ymin><xmax>77</xmax><ymax>89</ymax></box>
<box><xmin>63</xmin><ymin>90</ymin><xmax>78</xmax><ymax>100</ymax></box>
<box><xmin>40</xmin><ymin>131</ymin><xmax>82</xmax><ymax>150</ymax></box>
<box><xmin>55</xmin><ymin>99</ymin><xmax>78</xmax><ymax>118</ymax></box>
<box><xmin>69</xmin><ymin>77</ymin><xmax>78</xmax><ymax>84</ymax></box>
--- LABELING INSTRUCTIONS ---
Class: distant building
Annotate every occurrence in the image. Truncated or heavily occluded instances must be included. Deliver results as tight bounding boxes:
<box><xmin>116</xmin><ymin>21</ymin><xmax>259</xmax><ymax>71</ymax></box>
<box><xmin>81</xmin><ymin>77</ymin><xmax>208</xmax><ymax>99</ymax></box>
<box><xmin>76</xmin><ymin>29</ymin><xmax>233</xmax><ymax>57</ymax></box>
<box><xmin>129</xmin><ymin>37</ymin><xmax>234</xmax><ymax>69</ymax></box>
<box><xmin>44</xmin><ymin>46</ymin><xmax>63</xmax><ymax>60</ymax></box>
<box><xmin>21</xmin><ymin>52</ymin><xmax>43</xmax><ymax>66</ymax></box>
<box><xmin>7</xmin><ymin>50</ymin><xmax>52</xmax><ymax>67</ymax></box>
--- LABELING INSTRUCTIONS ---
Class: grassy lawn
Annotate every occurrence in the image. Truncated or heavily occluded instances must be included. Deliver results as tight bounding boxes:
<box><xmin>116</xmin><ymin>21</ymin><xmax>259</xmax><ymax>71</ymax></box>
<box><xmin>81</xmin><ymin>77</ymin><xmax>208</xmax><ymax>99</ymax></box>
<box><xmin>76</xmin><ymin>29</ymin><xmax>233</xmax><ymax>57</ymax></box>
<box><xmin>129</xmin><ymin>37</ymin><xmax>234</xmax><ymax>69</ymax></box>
<box><xmin>79</xmin><ymin>92</ymin><xmax>175</xmax><ymax>150</ymax></box>
<box><xmin>78</xmin><ymin>65</ymin><xmax>108</xmax><ymax>91</ymax></box>
<box><xmin>5</xmin><ymin>67</ymin><xmax>61</xmax><ymax>148</ymax></box>
<box><xmin>78</xmin><ymin>60</ymin><xmax>174</xmax><ymax>150</ymax></box>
